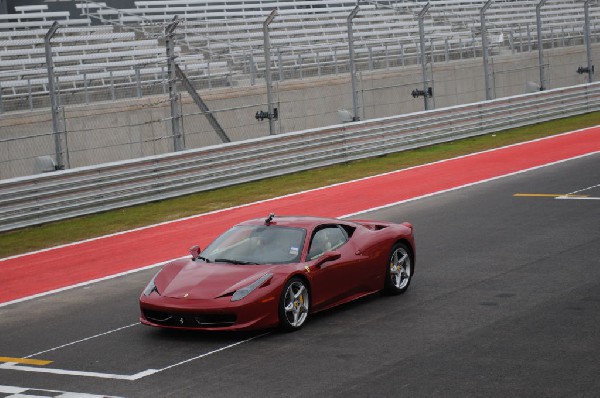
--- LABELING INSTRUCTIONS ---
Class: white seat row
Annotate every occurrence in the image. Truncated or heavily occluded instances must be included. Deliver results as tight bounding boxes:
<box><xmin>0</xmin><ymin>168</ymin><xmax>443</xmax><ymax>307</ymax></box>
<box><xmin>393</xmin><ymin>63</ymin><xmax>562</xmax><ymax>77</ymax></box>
<box><xmin>14</xmin><ymin>5</ymin><xmax>49</xmax><ymax>13</ymax></box>
<box><xmin>0</xmin><ymin>18</ymin><xmax>92</xmax><ymax>31</ymax></box>
<box><xmin>0</xmin><ymin>39</ymin><xmax>161</xmax><ymax>60</ymax></box>
<box><xmin>0</xmin><ymin>60</ymin><xmax>229</xmax><ymax>99</ymax></box>
<box><xmin>0</xmin><ymin>11</ymin><xmax>71</xmax><ymax>21</ymax></box>
<box><xmin>0</xmin><ymin>25</ymin><xmax>113</xmax><ymax>40</ymax></box>
<box><xmin>0</xmin><ymin>46</ymin><xmax>173</xmax><ymax>69</ymax></box>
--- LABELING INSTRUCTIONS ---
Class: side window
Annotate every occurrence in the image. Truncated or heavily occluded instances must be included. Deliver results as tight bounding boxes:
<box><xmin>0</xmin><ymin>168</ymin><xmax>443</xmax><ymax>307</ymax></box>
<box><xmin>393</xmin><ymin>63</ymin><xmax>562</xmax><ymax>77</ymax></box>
<box><xmin>307</xmin><ymin>225</ymin><xmax>348</xmax><ymax>260</ymax></box>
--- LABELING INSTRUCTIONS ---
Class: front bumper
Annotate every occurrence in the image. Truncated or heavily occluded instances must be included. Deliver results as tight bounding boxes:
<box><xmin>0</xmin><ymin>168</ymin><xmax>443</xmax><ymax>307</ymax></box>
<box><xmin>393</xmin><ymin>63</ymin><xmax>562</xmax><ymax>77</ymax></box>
<box><xmin>139</xmin><ymin>290</ymin><xmax>280</xmax><ymax>331</ymax></box>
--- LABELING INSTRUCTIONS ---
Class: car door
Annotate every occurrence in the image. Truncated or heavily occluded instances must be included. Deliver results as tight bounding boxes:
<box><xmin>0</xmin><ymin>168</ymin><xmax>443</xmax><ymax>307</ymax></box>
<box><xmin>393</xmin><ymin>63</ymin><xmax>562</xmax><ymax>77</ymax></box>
<box><xmin>306</xmin><ymin>224</ymin><xmax>366</xmax><ymax>311</ymax></box>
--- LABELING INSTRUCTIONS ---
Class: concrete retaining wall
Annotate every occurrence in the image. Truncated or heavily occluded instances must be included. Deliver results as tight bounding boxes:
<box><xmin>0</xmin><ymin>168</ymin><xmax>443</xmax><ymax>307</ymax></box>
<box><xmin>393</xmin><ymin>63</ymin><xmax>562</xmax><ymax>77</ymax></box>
<box><xmin>0</xmin><ymin>43</ymin><xmax>596</xmax><ymax>180</ymax></box>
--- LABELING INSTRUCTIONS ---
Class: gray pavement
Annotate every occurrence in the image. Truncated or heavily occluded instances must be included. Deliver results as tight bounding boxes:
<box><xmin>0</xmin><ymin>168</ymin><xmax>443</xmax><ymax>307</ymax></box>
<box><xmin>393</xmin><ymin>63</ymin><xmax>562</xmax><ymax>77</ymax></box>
<box><xmin>0</xmin><ymin>153</ymin><xmax>598</xmax><ymax>397</ymax></box>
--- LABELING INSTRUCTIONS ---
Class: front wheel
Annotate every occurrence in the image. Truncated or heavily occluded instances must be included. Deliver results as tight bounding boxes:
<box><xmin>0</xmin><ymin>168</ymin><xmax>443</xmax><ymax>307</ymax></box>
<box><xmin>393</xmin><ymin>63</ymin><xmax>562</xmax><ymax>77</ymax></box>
<box><xmin>383</xmin><ymin>242</ymin><xmax>413</xmax><ymax>295</ymax></box>
<box><xmin>279</xmin><ymin>277</ymin><xmax>310</xmax><ymax>332</ymax></box>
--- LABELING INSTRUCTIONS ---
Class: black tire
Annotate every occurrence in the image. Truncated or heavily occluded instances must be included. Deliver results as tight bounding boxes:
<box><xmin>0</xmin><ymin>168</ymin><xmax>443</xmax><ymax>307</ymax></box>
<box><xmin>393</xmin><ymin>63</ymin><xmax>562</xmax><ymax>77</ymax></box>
<box><xmin>383</xmin><ymin>242</ymin><xmax>413</xmax><ymax>295</ymax></box>
<box><xmin>278</xmin><ymin>277</ymin><xmax>310</xmax><ymax>332</ymax></box>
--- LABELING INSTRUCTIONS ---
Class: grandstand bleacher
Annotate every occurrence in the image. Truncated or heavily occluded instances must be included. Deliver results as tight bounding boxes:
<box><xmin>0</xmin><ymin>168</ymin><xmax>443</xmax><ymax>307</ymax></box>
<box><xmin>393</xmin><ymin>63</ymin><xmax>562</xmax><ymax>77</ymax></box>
<box><xmin>0</xmin><ymin>0</ymin><xmax>598</xmax><ymax>112</ymax></box>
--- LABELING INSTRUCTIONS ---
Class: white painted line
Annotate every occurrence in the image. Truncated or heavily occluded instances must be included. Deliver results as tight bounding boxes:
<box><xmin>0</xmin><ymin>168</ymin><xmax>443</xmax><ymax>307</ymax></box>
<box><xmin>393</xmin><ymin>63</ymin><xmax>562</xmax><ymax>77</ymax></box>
<box><xmin>556</xmin><ymin>196</ymin><xmax>600</xmax><ymax>200</ymax></box>
<box><xmin>0</xmin><ymin>332</ymin><xmax>268</xmax><ymax>381</ymax></box>
<box><xmin>0</xmin><ymin>385</ymin><xmax>23</xmax><ymax>394</ymax></box>
<box><xmin>567</xmin><ymin>183</ymin><xmax>600</xmax><ymax>195</ymax></box>
<box><xmin>148</xmin><ymin>332</ymin><xmax>269</xmax><ymax>378</ymax></box>
<box><xmin>556</xmin><ymin>182</ymin><xmax>600</xmax><ymax>200</ymax></box>
<box><xmin>2</xmin><ymin>126</ymin><xmax>597</xmax><ymax>264</ymax></box>
<box><xmin>0</xmin><ymin>385</ymin><xmax>122</xmax><ymax>398</ymax></box>
<box><xmin>0</xmin><ymin>361</ymin><xmax>147</xmax><ymax>381</ymax></box>
<box><xmin>24</xmin><ymin>323</ymin><xmax>139</xmax><ymax>358</ymax></box>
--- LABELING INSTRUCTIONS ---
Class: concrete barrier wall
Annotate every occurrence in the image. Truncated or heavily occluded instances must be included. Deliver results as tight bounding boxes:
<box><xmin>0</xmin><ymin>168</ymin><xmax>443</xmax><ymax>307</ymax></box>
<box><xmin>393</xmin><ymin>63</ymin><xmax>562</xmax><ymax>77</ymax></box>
<box><xmin>0</xmin><ymin>43</ymin><xmax>597</xmax><ymax>180</ymax></box>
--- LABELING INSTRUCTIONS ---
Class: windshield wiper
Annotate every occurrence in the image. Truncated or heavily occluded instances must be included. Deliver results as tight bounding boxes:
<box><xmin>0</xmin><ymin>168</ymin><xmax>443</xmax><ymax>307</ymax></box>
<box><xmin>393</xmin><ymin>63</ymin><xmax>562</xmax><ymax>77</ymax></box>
<box><xmin>214</xmin><ymin>258</ymin><xmax>259</xmax><ymax>265</ymax></box>
<box><xmin>197</xmin><ymin>256</ymin><xmax>211</xmax><ymax>263</ymax></box>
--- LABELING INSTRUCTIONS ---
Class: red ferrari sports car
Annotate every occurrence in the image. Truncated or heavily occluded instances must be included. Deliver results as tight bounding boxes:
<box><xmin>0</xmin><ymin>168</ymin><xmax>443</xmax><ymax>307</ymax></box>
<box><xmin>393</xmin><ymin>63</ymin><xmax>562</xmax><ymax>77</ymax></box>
<box><xmin>140</xmin><ymin>214</ymin><xmax>415</xmax><ymax>331</ymax></box>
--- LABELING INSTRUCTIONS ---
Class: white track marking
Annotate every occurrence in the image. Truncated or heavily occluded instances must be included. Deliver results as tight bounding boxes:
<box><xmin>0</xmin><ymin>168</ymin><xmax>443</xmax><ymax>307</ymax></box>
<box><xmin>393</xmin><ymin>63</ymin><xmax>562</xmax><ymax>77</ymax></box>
<box><xmin>556</xmin><ymin>196</ymin><xmax>600</xmax><ymax>200</ymax></box>
<box><xmin>0</xmin><ymin>361</ymin><xmax>148</xmax><ymax>380</ymax></box>
<box><xmin>0</xmin><ymin>385</ymin><xmax>122</xmax><ymax>397</ymax></box>
<box><xmin>1</xmin><ymin>332</ymin><xmax>268</xmax><ymax>381</ymax></box>
<box><xmin>556</xmin><ymin>182</ymin><xmax>600</xmax><ymax>200</ymax></box>
<box><xmin>147</xmin><ymin>332</ymin><xmax>269</xmax><ymax>377</ymax></box>
<box><xmin>24</xmin><ymin>323</ymin><xmax>139</xmax><ymax>358</ymax></box>
<box><xmin>1</xmin><ymin>127</ymin><xmax>596</xmax><ymax>264</ymax></box>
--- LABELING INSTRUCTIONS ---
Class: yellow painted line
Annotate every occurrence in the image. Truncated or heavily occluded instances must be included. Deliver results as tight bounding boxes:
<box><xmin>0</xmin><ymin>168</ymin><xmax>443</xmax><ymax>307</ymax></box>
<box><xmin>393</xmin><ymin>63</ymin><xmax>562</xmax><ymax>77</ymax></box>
<box><xmin>514</xmin><ymin>194</ymin><xmax>590</xmax><ymax>198</ymax></box>
<box><xmin>0</xmin><ymin>356</ymin><xmax>53</xmax><ymax>366</ymax></box>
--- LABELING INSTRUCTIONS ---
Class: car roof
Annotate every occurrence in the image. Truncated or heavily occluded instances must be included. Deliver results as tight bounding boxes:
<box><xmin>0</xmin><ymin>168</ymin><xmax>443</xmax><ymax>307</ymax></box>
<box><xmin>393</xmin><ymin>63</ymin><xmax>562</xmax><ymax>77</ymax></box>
<box><xmin>237</xmin><ymin>215</ymin><xmax>354</xmax><ymax>230</ymax></box>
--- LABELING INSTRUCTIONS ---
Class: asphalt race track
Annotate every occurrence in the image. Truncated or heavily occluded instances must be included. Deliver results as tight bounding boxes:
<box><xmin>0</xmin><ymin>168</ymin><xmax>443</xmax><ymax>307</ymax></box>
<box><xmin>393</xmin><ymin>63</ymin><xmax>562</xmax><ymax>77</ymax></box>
<box><xmin>0</xmin><ymin>151</ymin><xmax>599</xmax><ymax>396</ymax></box>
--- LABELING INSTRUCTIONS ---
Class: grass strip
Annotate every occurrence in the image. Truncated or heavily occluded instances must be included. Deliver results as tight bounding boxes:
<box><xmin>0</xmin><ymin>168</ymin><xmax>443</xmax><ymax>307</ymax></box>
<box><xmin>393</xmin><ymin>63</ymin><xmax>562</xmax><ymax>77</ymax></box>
<box><xmin>1</xmin><ymin>111</ymin><xmax>599</xmax><ymax>259</ymax></box>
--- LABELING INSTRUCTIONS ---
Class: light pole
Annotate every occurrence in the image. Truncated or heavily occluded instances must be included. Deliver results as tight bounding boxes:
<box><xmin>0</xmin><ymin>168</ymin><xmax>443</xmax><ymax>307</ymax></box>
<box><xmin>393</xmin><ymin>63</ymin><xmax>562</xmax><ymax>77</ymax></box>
<box><xmin>45</xmin><ymin>21</ymin><xmax>64</xmax><ymax>169</ymax></box>
<box><xmin>166</xmin><ymin>16</ymin><xmax>183</xmax><ymax>151</ymax></box>
<box><xmin>263</xmin><ymin>9</ymin><xmax>277</xmax><ymax>135</ymax></box>
<box><xmin>347</xmin><ymin>5</ymin><xmax>360</xmax><ymax>121</ymax></box>
<box><xmin>536</xmin><ymin>0</ymin><xmax>548</xmax><ymax>90</ymax></box>
<box><xmin>418</xmin><ymin>2</ymin><xmax>432</xmax><ymax>110</ymax></box>
<box><xmin>584</xmin><ymin>0</ymin><xmax>594</xmax><ymax>83</ymax></box>
<box><xmin>481</xmin><ymin>0</ymin><xmax>494</xmax><ymax>100</ymax></box>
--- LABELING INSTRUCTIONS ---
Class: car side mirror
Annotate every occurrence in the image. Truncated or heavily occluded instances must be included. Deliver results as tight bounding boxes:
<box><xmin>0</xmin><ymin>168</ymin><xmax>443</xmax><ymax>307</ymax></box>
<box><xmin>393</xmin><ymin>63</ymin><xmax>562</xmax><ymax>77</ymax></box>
<box><xmin>316</xmin><ymin>251</ymin><xmax>341</xmax><ymax>268</ymax></box>
<box><xmin>189</xmin><ymin>245</ymin><xmax>202</xmax><ymax>261</ymax></box>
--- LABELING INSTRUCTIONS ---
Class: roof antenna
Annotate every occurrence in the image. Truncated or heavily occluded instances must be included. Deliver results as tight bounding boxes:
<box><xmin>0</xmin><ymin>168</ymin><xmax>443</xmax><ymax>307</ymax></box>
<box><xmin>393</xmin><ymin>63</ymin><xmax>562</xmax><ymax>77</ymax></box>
<box><xmin>265</xmin><ymin>213</ymin><xmax>275</xmax><ymax>226</ymax></box>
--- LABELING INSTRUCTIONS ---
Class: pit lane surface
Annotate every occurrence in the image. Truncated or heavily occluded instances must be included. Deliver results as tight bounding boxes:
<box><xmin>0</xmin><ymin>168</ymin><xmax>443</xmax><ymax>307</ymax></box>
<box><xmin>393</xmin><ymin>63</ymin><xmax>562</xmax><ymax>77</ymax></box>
<box><xmin>1</xmin><ymin>152</ymin><xmax>599</xmax><ymax>396</ymax></box>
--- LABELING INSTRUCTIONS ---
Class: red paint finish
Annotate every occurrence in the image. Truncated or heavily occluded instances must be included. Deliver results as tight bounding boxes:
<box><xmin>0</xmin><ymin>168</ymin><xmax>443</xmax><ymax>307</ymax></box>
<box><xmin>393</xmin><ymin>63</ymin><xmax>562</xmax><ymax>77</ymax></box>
<box><xmin>2</xmin><ymin>128</ymin><xmax>600</xmax><ymax>304</ymax></box>
<box><xmin>139</xmin><ymin>216</ymin><xmax>414</xmax><ymax>331</ymax></box>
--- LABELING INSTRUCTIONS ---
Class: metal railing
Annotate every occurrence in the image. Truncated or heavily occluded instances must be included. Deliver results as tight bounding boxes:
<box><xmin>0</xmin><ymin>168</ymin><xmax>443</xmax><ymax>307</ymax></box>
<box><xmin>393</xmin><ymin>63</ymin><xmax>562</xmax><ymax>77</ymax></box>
<box><xmin>0</xmin><ymin>82</ymin><xmax>599</xmax><ymax>232</ymax></box>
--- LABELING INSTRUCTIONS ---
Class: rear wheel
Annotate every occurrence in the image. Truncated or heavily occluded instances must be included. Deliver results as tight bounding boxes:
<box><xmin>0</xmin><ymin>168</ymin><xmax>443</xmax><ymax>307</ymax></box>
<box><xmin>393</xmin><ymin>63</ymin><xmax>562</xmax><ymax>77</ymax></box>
<box><xmin>279</xmin><ymin>277</ymin><xmax>310</xmax><ymax>332</ymax></box>
<box><xmin>384</xmin><ymin>242</ymin><xmax>413</xmax><ymax>295</ymax></box>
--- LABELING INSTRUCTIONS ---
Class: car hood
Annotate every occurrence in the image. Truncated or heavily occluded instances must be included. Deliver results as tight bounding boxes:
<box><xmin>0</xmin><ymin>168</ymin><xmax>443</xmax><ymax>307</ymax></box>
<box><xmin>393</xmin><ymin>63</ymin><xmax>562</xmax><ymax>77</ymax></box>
<box><xmin>157</xmin><ymin>260</ymin><xmax>279</xmax><ymax>300</ymax></box>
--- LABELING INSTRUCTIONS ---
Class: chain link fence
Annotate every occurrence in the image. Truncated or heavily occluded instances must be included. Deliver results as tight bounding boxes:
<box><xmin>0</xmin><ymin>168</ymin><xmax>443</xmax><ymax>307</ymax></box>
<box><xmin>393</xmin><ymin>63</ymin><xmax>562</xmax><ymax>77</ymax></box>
<box><xmin>1</xmin><ymin>0</ymin><xmax>599</xmax><ymax>179</ymax></box>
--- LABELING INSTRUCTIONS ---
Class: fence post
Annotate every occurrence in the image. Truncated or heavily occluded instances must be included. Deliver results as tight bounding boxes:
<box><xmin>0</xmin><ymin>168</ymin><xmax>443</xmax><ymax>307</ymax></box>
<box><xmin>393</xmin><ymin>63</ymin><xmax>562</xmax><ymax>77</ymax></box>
<box><xmin>165</xmin><ymin>16</ymin><xmax>183</xmax><ymax>151</ymax></box>
<box><xmin>401</xmin><ymin>42</ymin><xmax>405</xmax><ymax>66</ymax></box>
<box><xmin>277</xmin><ymin>48</ymin><xmax>284</xmax><ymax>81</ymax></box>
<box><xmin>418</xmin><ymin>2</ymin><xmax>432</xmax><ymax>110</ymax></box>
<box><xmin>444</xmin><ymin>38</ymin><xmax>449</xmax><ymax>62</ymax></box>
<box><xmin>481</xmin><ymin>0</ymin><xmax>493</xmax><ymax>101</ymax></box>
<box><xmin>385</xmin><ymin>45</ymin><xmax>389</xmax><ymax>69</ymax></box>
<box><xmin>45</xmin><ymin>21</ymin><xmax>64</xmax><ymax>170</ymax></box>
<box><xmin>109</xmin><ymin>70</ymin><xmax>115</xmax><ymax>101</ymax></box>
<box><xmin>27</xmin><ymin>79</ymin><xmax>33</xmax><ymax>110</ymax></box>
<box><xmin>347</xmin><ymin>5</ymin><xmax>360</xmax><ymax>121</ymax></box>
<box><xmin>135</xmin><ymin>68</ymin><xmax>142</xmax><ymax>98</ymax></box>
<box><xmin>207</xmin><ymin>59</ymin><xmax>212</xmax><ymax>89</ymax></box>
<box><xmin>263</xmin><ymin>9</ymin><xmax>277</xmax><ymax>135</ymax></box>
<box><xmin>509</xmin><ymin>31</ymin><xmax>515</xmax><ymax>54</ymax></box>
<box><xmin>519</xmin><ymin>25</ymin><xmax>523</xmax><ymax>52</ymax></box>
<box><xmin>249</xmin><ymin>52</ymin><xmax>256</xmax><ymax>86</ymax></box>
<box><xmin>84</xmin><ymin>73</ymin><xmax>90</xmax><ymax>103</ymax></box>
<box><xmin>536</xmin><ymin>0</ymin><xmax>548</xmax><ymax>90</ymax></box>
<box><xmin>317</xmin><ymin>51</ymin><xmax>322</xmax><ymax>76</ymax></box>
<box><xmin>584</xmin><ymin>0</ymin><xmax>594</xmax><ymax>83</ymax></box>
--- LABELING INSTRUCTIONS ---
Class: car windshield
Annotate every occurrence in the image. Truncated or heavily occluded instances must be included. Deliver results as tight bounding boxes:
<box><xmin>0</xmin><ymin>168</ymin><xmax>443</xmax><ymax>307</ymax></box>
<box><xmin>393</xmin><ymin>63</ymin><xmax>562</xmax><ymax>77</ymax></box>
<box><xmin>200</xmin><ymin>225</ymin><xmax>306</xmax><ymax>265</ymax></box>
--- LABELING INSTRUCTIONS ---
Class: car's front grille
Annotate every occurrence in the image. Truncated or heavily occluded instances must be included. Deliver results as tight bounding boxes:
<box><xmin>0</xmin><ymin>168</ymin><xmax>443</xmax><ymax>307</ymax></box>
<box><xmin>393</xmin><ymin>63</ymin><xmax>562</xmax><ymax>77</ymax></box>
<box><xmin>143</xmin><ymin>309</ymin><xmax>236</xmax><ymax>328</ymax></box>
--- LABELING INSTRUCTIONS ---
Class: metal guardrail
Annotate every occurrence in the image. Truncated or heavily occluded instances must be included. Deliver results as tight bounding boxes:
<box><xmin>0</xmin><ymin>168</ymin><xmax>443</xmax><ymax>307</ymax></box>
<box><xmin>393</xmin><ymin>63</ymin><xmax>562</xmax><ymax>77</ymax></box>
<box><xmin>1</xmin><ymin>82</ymin><xmax>599</xmax><ymax>232</ymax></box>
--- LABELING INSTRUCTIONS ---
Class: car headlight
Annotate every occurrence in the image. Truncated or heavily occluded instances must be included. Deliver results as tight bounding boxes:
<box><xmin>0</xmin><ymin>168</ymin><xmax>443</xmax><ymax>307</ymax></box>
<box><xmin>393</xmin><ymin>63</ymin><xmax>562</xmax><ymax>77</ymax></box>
<box><xmin>143</xmin><ymin>276</ymin><xmax>160</xmax><ymax>296</ymax></box>
<box><xmin>231</xmin><ymin>272</ymin><xmax>273</xmax><ymax>302</ymax></box>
